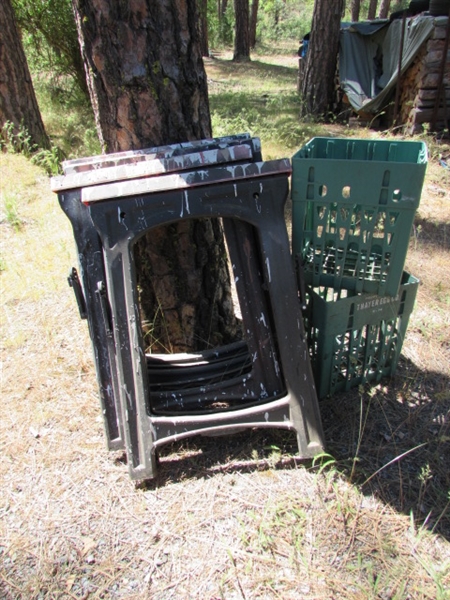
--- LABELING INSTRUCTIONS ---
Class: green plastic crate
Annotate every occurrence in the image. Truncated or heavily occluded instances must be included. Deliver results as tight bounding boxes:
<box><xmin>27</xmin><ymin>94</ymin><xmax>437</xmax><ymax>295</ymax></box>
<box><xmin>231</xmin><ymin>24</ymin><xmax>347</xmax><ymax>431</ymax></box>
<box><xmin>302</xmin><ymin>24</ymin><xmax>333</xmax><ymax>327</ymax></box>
<box><xmin>304</xmin><ymin>271</ymin><xmax>419</xmax><ymax>399</ymax></box>
<box><xmin>292</xmin><ymin>137</ymin><xmax>427</xmax><ymax>297</ymax></box>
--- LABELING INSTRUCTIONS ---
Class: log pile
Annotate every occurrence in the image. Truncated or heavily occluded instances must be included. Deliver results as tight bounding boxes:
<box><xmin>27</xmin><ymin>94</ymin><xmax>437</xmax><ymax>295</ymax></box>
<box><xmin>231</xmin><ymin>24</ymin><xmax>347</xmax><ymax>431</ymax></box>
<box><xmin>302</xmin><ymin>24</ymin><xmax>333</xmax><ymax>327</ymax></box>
<box><xmin>399</xmin><ymin>16</ymin><xmax>450</xmax><ymax>133</ymax></box>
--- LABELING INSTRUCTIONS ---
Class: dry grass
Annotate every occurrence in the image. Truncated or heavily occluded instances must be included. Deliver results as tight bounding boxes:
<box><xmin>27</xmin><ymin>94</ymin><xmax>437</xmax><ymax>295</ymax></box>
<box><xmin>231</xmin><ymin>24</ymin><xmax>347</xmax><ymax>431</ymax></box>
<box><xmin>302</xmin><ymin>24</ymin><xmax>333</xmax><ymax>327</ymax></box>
<box><xmin>1</xmin><ymin>59</ymin><xmax>450</xmax><ymax>598</ymax></box>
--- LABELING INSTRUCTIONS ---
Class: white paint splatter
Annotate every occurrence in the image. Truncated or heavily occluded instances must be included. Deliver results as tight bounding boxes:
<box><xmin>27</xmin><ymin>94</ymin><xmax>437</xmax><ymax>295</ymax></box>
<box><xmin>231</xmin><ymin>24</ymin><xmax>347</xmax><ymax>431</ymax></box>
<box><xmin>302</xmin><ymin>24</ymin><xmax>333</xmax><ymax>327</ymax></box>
<box><xmin>274</xmin><ymin>358</ymin><xmax>280</xmax><ymax>377</ymax></box>
<box><xmin>265</xmin><ymin>257</ymin><xmax>271</xmax><ymax>283</ymax></box>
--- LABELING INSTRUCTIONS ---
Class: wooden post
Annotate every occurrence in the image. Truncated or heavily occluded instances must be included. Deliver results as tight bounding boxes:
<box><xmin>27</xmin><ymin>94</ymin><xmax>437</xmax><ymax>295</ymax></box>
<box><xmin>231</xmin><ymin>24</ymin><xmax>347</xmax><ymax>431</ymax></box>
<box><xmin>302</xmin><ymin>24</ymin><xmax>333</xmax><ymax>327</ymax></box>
<box><xmin>431</xmin><ymin>10</ymin><xmax>450</xmax><ymax>131</ymax></box>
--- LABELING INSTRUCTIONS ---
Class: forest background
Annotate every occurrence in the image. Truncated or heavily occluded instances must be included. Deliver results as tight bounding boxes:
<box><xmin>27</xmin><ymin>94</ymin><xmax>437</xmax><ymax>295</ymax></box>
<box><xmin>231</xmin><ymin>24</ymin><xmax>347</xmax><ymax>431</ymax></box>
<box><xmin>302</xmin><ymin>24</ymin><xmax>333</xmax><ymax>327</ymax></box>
<box><xmin>5</xmin><ymin>0</ymin><xmax>412</xmax><ymax>166</ymax></box>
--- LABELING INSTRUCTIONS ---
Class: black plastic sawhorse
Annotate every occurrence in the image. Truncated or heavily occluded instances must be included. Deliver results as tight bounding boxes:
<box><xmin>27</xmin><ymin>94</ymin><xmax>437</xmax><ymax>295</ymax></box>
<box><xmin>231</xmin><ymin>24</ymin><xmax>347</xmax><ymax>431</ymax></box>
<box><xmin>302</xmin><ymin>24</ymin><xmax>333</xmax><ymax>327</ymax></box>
<box><xmin>52</xmin><ymin>135</ymin><xmax>324</xmax><ymax>480</ymax></box>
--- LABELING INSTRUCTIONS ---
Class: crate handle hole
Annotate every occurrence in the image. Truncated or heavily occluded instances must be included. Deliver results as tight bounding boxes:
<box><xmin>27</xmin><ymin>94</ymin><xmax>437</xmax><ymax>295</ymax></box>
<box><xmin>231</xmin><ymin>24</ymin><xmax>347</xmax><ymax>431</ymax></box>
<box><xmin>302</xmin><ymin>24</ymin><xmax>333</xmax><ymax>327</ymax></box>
<box><xmin>392</xmin><ymin>189</ymin><xmax>402</xmax><ymax>202</ymax></box>
<box><xmin>342</xmin><ymin>186</ymin><xmax>351</xmax><ymax>198</ymax></box>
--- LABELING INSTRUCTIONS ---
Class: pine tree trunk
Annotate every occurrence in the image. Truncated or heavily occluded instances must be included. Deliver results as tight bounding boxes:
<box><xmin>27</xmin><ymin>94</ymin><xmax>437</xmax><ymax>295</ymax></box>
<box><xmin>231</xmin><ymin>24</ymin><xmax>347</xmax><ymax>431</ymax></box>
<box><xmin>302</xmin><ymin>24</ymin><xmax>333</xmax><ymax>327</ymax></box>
<box><xmin>72</xmin><ymin>0</ymin><xmax>241</xmax><ymax>353</ymax></box>
<box><xmin>218</xmin><ymin>0</ymin><xmax>229</xmax><ymax>43</ymax></box>
<box><xmin>300</xmin><ymin>0</ymin><xmax>345</xmax><ymax>117</ymax></box>
<box><xmin>199</xmin><ymin>0</ymin><xmax>209</xmax><ymax>57</ymax></box>
<box><xmin>0</xmin><ymin>0</ymin><xmax>49</xmax><ymax>149</ymax></box>
<box><xmin>379</xmin><ymin>0</ymin><xmax>391</xmax><ymax>18</ymax></box>
<box><xmin>351</xmin><ymin>0</ymin><xmax>361</xmax><ymax>21</ymax></box>
<box><xmin>367</xmin><ymin>0</ymin><xmax>378</xmax><ymax>19</ymax></box>
<box><xmin>249</xmin><ymin>0</ymin><xmax>259</xmax><ymax>48</ymax></box>
<box><xmin>233</xmin><ymin>0</ymin><xmax>250</xmax><ymax>61</ymax></box>
<box><xmin>72</xmin><ymin>0</ymin><xmax>211</xmax><ymax>152</ymax></box>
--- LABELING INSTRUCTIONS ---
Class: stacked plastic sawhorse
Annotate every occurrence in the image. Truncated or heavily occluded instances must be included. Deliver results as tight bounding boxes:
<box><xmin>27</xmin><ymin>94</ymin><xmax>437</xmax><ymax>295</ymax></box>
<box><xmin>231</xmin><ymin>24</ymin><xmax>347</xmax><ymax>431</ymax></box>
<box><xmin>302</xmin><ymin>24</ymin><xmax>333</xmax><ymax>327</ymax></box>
<box><xmin>52</xmin><ymin>134</ymin><xmax>324</xmax><ymax>480</ymax></box>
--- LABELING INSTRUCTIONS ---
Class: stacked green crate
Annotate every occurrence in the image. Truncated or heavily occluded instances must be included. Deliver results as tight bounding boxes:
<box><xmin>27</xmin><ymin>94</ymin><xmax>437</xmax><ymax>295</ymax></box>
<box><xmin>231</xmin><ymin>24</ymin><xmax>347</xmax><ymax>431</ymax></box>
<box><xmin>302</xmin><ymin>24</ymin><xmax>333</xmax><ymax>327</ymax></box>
<box><xmin>302</xmin><ymin>271</ymin><xmax>419</xmax><ymax>399</ymax></box>
<box><xmin>292</xmin><ymin>138</ymin><xmax>427</xmax><ymax>397</ymax></box>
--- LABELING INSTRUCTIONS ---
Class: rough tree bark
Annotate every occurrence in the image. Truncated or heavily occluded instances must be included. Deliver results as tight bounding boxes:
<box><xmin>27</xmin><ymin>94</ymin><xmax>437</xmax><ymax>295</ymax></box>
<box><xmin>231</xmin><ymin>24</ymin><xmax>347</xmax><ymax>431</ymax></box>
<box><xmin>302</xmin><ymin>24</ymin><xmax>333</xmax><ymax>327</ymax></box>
<box><xmin>351</xmin><ymin>0</ymin><xmax>361</xmax><ymax>21</ymax></box>
<box><xmin>233</xmin><ymin>0</ymin><xmax>250</xmax><ymax>61</ymax></box>
<box><xmin>72</xmin><ymin>0</ymin><xmax>240</xmax><ymax>353</ymax></box>
<box><xmin>300</xmin><ymin>0</ymin><xmax>345</xmax><ymax>117</ymax></box>
<box><xmin>249</xmin><ymin>0</ymin><xmax>259</xmax><ymax>48</ymax></box>
<box><xmin>367</xmin><ymin>0</ymin><xmax>378</xmax><ymax>20</ymax></box>
<box><xmin>379</xmin><ymin>0</ymin><xmax>391</xmax><ymax>18</ymax></box>
<box><xmin>72</xmin><ymin>0</ymin><xmax>211</xmax><ymax>152</ymax></box>
<box><xmin>199</xmin><ymin>0</ymin><xmax>209</xmax><ymax>57</ymax></box>
<box><xmin>0</xmin><ymin>0</ymin><xmax>50</xmax><ymax>149</ymax></box>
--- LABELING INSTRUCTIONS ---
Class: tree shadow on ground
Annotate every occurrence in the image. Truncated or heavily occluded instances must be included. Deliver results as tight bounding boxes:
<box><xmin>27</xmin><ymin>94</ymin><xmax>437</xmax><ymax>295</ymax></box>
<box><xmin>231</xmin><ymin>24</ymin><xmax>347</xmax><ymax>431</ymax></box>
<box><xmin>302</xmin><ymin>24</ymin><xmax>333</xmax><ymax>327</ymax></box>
<box><xmin>320</xmin><ymin>357</ymin><xmax>449</xmax><ymax>542</ymax></box>
<box><xmin>206</xmin><ymin>56</ymin><xmax>298</xmax><ymax>83</ymax></box>
<box><xmin>412</xmin><ymin>214</ymin><xmax>450</xmax><ymax>251</ymax></box>
<box><xmin>143</xmin><ymin>357</ymin><xmax>449</xmax><ymax>542</ymax></box>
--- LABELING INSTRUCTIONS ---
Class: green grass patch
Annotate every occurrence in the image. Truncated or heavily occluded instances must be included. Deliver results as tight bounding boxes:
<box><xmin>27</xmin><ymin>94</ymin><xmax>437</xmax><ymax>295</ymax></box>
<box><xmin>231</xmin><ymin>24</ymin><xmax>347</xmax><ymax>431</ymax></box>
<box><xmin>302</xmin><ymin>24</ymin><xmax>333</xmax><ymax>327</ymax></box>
<box><xmin>207</xmin><ymin>55</ymin><xmax>326</xmax><ymax>158</ymax></box>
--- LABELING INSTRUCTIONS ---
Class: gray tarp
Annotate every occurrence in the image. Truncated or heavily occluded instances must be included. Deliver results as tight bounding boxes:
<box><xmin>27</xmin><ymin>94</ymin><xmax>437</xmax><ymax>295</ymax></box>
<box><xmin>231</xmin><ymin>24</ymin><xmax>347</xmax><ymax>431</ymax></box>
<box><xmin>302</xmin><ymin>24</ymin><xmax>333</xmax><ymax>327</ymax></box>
<box><xmin>339</xmin><ymin>15</ymin><xmax>435</xmax><ymax>113</ymax></box>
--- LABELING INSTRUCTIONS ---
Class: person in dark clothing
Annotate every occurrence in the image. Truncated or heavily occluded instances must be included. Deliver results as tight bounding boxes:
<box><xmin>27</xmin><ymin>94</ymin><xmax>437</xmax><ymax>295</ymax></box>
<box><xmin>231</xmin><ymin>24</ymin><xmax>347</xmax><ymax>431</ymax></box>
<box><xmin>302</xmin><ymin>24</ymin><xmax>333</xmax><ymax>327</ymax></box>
<box><xmin>298</xmin><ymin>32</ymin><xmax>310</xmax><ymax>58</ymax></box>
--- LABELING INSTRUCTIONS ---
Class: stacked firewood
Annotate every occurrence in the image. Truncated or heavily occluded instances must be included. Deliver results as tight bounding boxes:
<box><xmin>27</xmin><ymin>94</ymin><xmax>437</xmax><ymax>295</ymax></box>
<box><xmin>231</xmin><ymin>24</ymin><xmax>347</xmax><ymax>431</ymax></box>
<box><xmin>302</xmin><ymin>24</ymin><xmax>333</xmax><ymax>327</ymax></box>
<box><xmin>399</xmin><ymin>17</ymin><xmax>450</xmax><ymax>133</ymax></box>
